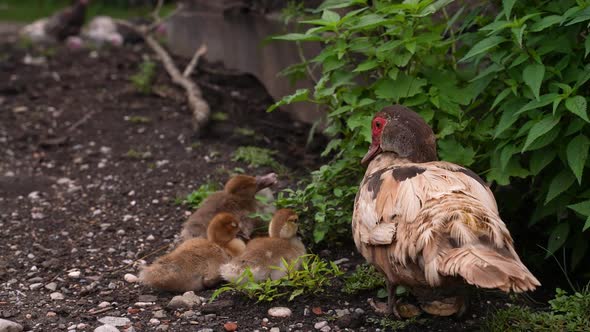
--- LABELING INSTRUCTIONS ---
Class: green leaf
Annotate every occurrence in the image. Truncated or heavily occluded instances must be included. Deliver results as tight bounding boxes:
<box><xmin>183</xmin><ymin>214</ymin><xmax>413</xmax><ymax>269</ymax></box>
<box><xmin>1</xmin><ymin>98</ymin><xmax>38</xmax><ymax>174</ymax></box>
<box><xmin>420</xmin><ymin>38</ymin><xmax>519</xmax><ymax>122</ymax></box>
<box><xmin>267</xmin><ymin>89</ymin><xmax>309</xmax><ymax>112</ymax></box>
<box><xmin>571</xmin><ymin>233</ymin><xmax>589</xmax><ymax>269</ymax></box>
<box><xmin>438</xmin><ymin>138</ymin><xmax>476</xmax><ymax>166</ymax></box>
<box><xmin>503</xmin><ymin>0</ymin><xmax>516</xmax><ymax>19</ymax></box>
<box><xmin>545</xmin><ymin>223</ymin><xmax>570</xmax><ymax>258</ymax></box>
<box><xmin>565</xmin><ymin>96</ymin><xmax>589</xmax><ymax>122</ymax></box>
<box><xmin>530</xmin><ymin>15</ymin><xmax>562</xmax><ymax>32</ymax></box>
<box><xmin>353</xmin><ymin>59</ymin><xmax>379</xmax><ymax>72</ymax></box>
<box><xmin>460</xmin><ymin>36</ymin><xmax>506</xmax><ymax>62</ymax></box>
<box><xmin>529</xmin><ymin>150</ymin><xmax>556</xmax><ymax>175</ymax></box>
<box><xmin>374</xmin><ymin>74</ymin><xmax>427</xmax><ymax>102</ymax></box>
<box><xmin>545</xmin><ymin>169</ymin><xmax>576</xmax><ymax>204</ymax></box>
<box><xmin>316</xmin><ymin>0</ymin><xmax>366</xmax><ymax>12</ymax></box>
<box><xmin>522</xmin><ymin>116</ymin><xmax>560</xmax><ymax>152</ymax></box>
<box><xmin>569</xmin><ymin>200</ymin><xmax>590</xmax><ymax>218</ymax></box>
<box><xmin>566</xmin><ymin>134</ymin><xmax>590</xmax><ymax>184</ymax></box>
<box><xmin>512</xmin><ymin>24</ymin><xmax>526</xmax><ymax>47</ymax></box>
<box><xmin>522</xmin><ymin>63</ymin><xmax>545</xmax><ymax>101</ymax></box>
<box><xmin>491</xmin><ymin>88</ymin><xmax>511</xmax><ymax>109</ymax></box>
<box><xmin>347</xmin><ymin>14</ymin><xmax>388</xmax><ymax>30</ymax></box>
<box><xmin>271</xmin><ymin>33</ymin><xmax>322</xmax><ymax>42</ymax></box>
<box><xmin>500</xmin><ymin>144</ymin><xmax>518</xmax><ymax>171</ymax></box>
<box><xmin>515</xmin><ymin>93</ymin><xmax>559</xmax><ymax>116</ymax></box>
<box><xmin>585</xmin><ymin>36</ymin><xmax>590</xmax><ymax>58</ymax></box>
<box><xmin>322</xmin><ymin>9</ymin><xmax>341</xmax><ymax>23</ymax></box>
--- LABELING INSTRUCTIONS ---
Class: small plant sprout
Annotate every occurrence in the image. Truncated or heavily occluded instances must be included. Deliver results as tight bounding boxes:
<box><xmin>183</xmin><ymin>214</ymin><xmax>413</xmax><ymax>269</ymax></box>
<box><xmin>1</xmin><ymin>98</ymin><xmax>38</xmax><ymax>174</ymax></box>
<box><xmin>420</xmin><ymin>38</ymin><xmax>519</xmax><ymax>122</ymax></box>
<box><xmin>178</xmin><ymin>182</ymin><xmax>220</xmax><ymax>210</ymax></box>
<box><xmin>130</xmin><ymin>59</ymin><xmax>156</xmax><ymax>94</ymax></box>
<box><xmin>211</xmin><ymin>254</ymin><xmax>343</xmax><ymax>303</ymax></box>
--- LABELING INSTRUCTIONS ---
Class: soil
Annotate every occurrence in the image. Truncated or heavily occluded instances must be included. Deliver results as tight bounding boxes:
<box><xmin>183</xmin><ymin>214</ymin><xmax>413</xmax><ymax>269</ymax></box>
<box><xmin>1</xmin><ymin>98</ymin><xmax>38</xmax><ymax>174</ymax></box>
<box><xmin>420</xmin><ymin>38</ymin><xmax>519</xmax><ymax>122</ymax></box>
<box><xmin>0</xmin><ymin>41</ymin><xmax>541</xmax><ymax>332</ymax></box>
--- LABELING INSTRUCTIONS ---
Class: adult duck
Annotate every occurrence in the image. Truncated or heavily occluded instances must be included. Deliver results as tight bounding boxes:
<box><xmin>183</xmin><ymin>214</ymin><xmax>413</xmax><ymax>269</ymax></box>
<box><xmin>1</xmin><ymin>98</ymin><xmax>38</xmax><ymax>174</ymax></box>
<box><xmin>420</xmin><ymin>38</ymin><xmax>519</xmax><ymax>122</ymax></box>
<box><xmin>352</xmin><ymin>105</ymin><xmax>540</xmax><ymax>317</ymax></box>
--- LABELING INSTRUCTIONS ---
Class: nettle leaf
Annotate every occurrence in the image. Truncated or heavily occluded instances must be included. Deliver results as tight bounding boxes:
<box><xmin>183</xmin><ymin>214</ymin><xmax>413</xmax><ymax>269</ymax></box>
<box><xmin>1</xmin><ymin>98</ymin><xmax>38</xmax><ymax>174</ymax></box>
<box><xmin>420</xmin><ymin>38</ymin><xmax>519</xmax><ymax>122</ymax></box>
<box><xmin>522</xmin><ymin>63</ymin><xmax>545</xmax><ymax>101</ymax></box>
<box><xmin>500</xmin><ymin>144</ymin><xmax>519</xmax><ymax>171</ymax></box>
<box><xmin>568</xmin><ymin>200</ymin><xmax>590</xmax><ymax>231</ymax></box>
<box><xmin>316</xmin><ymin>0</ymin><xmax>366</xmax><ymax>12</ymax></box>
<box><xmin>267</xmin><ymin>89</ymin><xmax>309</xmax><ymax>112</ymax></box>
<box><xmin>566</xmin><ymin>134</ymin><xmax>590</xmax><ymax>184</ymax></box>
<box><xmin>565</xmin><ymin>96</ymin><xmax>589</xmax><ymax>122</ymax></box>
<box><xmin>512</xmin><ymin>24</ymin><xmax>526</xmax><ymax>47</ymax></box>
<box><xmin>545</xmin><ymin>169</ymin><xmax>576</xmax><ymax>204</ymax></box>
<box><xmin>346</xmin><ymin>112</ymin><xmax>372</xmax><ymax>143</ymax></box>
<box><xmin>585</xmin><ymin>36</ymin><xmax>590</xmax><ymax>58</ymax></box>
<box><xmin>353</xmin><ymin>59</ymin><xmax>379</xmax><ymax>72</ymax></box>
<box><xmin>374</xmin><ymin>74</ymin><xmax>427</xmax><ymax>102</ymax></box>
<box><xmin>492</xmin><ymin>88</ymin><xmax>512</xmax><ymax>109</ymax></box>
<box><xmin>271</xmin><ymin>33</ymin><xmax>322</xmax><ymax>42</ymax></box>
<box><xmin>503</xmin><ymin>0</ymin><xmax>516</xmax><ymax>19</ymax></box>
<box><xmin>546</xmin><ymin>223</ymin><xmax>570</xmax><ymax>258</ymax></box>
<box><xmin>522</xmin><ymin>115</ymin><xmax>560</xmax><ymax>152</ymax></box>
<box><xmin>347</xmin><ymin>14</ymin><xmax>388</xmax><ymax>30</ymax></box>
<box><xmin>322</xmin><ymin>9</ymin><xmax>341</xmax><ymax>23</ymax></box>
<box><xmin>438</xmin><ymin>138</ymin><xmax>476</xmax><ymax>166</ymax></box>
<box><xmin>460</xmin><ymin>36</ymin><xmax>506</xmax><ymax>62</ymax></box>
<box><xmin>529</xmin><ymin>149</ymin><xmax>556</xmax><ymax>175</ymax></box>
<box><xmin>530</xmin><ymin>15</ymin><xmax>563</xmax><ymax>32</ymax></box>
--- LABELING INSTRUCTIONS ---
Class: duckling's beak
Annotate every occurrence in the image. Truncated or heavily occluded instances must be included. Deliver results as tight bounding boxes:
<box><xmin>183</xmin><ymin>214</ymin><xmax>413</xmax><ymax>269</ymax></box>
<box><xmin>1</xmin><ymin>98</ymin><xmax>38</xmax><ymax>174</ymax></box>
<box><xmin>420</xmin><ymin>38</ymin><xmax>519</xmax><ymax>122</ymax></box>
<box><xmin>255</xmin><ymin>172</ymin><xmax>278</xmax><ymax>191</ymax></box>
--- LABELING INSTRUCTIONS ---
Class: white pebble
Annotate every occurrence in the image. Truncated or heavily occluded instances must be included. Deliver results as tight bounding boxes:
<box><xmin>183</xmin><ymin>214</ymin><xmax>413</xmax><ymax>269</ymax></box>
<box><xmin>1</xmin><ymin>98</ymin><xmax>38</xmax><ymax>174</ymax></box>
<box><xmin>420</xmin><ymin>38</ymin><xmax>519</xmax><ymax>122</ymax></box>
<box><xmin>149</xmin><ymin>318</ymin><xmax>160</xmax><ymax>325</ymax></box>
<box><xmin>98</xmin><ymin>301</ymin><xmax>111</xmax><ymax>308</ymax></box>
<box><xmin>146</xmin><ymin>235</ymin><xmax>155</xmax><ymax>241</ymax></box>
<box><xmin>314</xmin><ymin>321</ymin><xmax>328</xmax><ymax>330</ymax></box>
<box><xmin>68</xmin><ymin>271</ymin><xmax>81</xmax><ymax>278</ymax></box>
<box><xmin>50</xmin><ymin>292</ymin><xmax>64</xmax><ymax>300</ymax></box>
<box><xmin>267</xmin><ymin>307</ymin><xmax>292</xmax><ymax>318</ymax></box>
<box><xmin>124</xmin><ymin>274</ymin><xmax>138</xmax><ymax>283</ymax></box>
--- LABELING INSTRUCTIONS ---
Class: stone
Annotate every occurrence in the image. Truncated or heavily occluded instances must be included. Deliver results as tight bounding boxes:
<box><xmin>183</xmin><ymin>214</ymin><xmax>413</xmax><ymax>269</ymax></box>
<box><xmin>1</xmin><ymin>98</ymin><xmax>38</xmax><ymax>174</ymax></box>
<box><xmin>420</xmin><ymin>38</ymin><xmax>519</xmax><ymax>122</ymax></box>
<box><xmin>314</xmin><ymin>321</ymin><xmax>328</xmax><ymax>330</ymax></box>
<box><xmin>149</xmin><ymin>318</ymin><xmax>160</xmax><ymax>325</ymax></box>
<box><xmin>181</xmin><ymin>311</ymin><xmax>196</xmax><ymax>320</ymax></box>
<box><xmin>197</xmin><ymin>329</ymin><xmax>213</xmax><ymax>332</ymax></box>
<box><xmin>50</xmin><ymin>292</ymin><xmax>64</xmax><ymax>300</ymax></box>
<box><xmin>97</xmin><ymin>316</ymin><xmax>131</xmax><ymax>327</ymax></box>
<box><xmin>98</xmin><ymin>302</ymin><xmax>111</xmax><ymax>308</ymax></box>
<box><xmin>268</xmin><ymin>307</ymin><xmax>292</xmax><ymax>318</ymax></box>
<box><xmin>167</xmin><ymin>291</ymin><xmax>202</xmax><ymax>309</ymax></box>
<box><xmin>0</xmin><ymin>319</ymin><xmax>23</xmax><ymax>332</ymax></box>
<box><xmin>269</xmin><ymin>328</ymin><xmax>280</xmax><ymax>332</ymax></box>
<box><xmin>123</xmin><ymin>274</ymin><xmax>138</xmax><ymax>283</ymax></box>
<box><xmin>155</xmin><ymin>325</ymin><xmax>168</xmax><ymax>331</ymax></box>
<box><xmin>29</xmin><ymin>283</ymin><xmax>43</xmax><ymax>290</ymax></box>
<box><xmin>223</xmin><ymin>322</ymin><xmax>238</xmax><ymax>332</ymax></box>
<box><xmin>153</xmin><ymin>310</ymin><xmax>166</xmax><ymax>319</ymax></box>
<box><xmin>94</xmin><ymin>325</ymin><xmax>119</xmax><ymax>332</ymax></box>
<box><xmin>335</xmin><ymin>309</ymin><xmax>350</xmax><ymax>317</ymax></box>
<box><xmin>320</xmin><ymin>326</ymin><xmax>331</xmax><ymax>332</ymax></box>
<box><xmin>137</xmin><ymin>295</ymin><xmax>157</xmax><ymax>302</ymax></box>
<box><xmin>335</xmin><ymin>312</ymin><xmax>364</xmax><ymax>329</ymax></box>
<box><xmin>68</xmin><ymin>271</ymin><xmax>81</xmax><ymax>278</ymax></box>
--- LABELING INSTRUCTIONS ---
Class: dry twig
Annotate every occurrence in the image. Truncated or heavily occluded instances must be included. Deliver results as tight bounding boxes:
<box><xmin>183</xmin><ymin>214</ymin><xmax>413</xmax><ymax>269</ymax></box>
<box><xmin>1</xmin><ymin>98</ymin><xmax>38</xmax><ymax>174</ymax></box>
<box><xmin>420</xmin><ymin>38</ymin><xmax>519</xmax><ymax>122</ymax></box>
<box><xmin>183</xmin><ymin>45</ymin><xmax>208</xmax><ymax>77</ymax></box>
<box><xmin>114</xmin><ymin>4</ymin><xmax>210</xmax><ymax>132</ymax></box>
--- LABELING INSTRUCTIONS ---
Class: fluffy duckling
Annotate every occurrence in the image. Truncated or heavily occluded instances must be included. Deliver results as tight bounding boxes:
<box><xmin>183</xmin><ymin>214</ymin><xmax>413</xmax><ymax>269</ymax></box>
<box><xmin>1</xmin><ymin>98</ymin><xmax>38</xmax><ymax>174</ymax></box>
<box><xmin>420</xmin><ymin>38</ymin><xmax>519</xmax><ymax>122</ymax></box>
<box><xmin>220</xmin><ymin>209</ymin><xmax>306</xmax><ymax>282</ymax></box>
<box><xmin>140</xmin><ymin>213</ymin><xmax>246</xmax><ymax>292</ymax></box>
<box><xmin>181</xmin><ymin>173</ymin><xmax>278</xmax><ymax>241</ymax></box>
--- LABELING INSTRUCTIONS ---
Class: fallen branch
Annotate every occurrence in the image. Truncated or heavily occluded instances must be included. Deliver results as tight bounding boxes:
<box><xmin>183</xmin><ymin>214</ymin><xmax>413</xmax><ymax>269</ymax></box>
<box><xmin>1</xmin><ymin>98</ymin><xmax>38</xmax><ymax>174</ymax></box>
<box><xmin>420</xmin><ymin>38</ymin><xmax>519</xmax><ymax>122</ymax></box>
<box><xmin>183</xmin><ymin>45</ymin><xmax>208</xmax><ymax>77</ymax></box>
<box><xmin>115</xmin><ymin>13</ymin><xmax>210</xmax><ymax>132</ymax></box>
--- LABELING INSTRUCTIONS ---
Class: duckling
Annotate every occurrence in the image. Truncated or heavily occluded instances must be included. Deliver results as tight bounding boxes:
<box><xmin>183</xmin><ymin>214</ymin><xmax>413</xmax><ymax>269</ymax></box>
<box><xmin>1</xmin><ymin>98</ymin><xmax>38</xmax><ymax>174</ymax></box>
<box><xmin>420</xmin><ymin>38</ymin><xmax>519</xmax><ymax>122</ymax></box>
<box><xmin>220</xmin><ymin>209</ymin><xmax>306</xmax><ymax>282</ymax></box>
<box><xmin>181</xmin><ymin>173</ymin><xmax>277</xmax><ymax>241</ymax></box>
<box><xmin>139</xmin><ymin>213</ymin><xmax>245</xmax><ymax>292</ymax></box>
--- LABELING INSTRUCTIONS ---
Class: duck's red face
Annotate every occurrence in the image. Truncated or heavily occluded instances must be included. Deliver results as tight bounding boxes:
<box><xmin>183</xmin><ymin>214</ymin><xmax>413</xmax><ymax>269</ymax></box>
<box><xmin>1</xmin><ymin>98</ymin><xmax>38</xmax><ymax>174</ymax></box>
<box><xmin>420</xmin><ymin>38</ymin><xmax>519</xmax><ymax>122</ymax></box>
<box><xmin>361</xmin><ymin>114</ymin><xmax>388</xmax><ymax>165</ymax></box>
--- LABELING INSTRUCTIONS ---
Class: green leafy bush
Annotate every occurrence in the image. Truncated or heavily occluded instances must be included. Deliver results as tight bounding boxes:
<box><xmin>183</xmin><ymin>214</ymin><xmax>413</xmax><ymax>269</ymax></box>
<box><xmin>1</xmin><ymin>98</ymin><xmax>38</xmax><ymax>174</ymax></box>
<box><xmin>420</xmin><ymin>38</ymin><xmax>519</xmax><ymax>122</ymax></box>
<box><xmin>211</xmin><ymin>254</ymin><xmax>343</xmax><ymax>302</ymax></box>
<box><xmin>484</xmin><ymin>286</ymin><xmax>590</xmax><ymax>332</ymax></box>
<box><xmin>271</xmin><ymin>0</ymin><xmax>590</xmax><ymax>272</ymax></box>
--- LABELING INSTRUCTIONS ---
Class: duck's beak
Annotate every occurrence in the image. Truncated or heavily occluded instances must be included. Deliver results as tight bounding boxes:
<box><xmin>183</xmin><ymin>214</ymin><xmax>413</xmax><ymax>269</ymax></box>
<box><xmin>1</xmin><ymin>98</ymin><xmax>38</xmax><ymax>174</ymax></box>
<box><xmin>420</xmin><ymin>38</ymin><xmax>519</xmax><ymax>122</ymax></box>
<box><xmin>255</xmin><ymin>172</ymin><xmax>278</xmax><ymax>191</ymax></box>
<box><xmin>361</xmin><ymin>143</ymin><xmax>381</xmax><ymax>166</ymax></box>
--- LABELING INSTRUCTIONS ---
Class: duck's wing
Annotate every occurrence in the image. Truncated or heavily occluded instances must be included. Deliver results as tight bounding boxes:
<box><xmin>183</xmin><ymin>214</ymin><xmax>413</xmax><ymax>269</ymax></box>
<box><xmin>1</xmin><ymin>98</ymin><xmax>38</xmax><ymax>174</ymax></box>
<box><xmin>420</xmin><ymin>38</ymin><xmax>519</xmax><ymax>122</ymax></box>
<box><xmin>354</xmin><ymin>161</ymin><xmax>498</xmax><ymax>245</ymax></box>
<box><xmin>353</xmin><ymin>161</ymin><xmax>539</xmax><ymax>292</ymax></box>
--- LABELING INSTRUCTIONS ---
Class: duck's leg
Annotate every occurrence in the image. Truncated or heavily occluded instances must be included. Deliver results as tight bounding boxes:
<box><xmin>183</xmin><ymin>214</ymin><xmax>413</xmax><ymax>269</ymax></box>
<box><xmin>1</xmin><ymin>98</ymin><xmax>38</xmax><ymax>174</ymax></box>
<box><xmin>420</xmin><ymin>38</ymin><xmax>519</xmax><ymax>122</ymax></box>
<box><xmin>386</xmin><ymin>280</ymin><xmax>401</xmax><ymax>318</ymax></box>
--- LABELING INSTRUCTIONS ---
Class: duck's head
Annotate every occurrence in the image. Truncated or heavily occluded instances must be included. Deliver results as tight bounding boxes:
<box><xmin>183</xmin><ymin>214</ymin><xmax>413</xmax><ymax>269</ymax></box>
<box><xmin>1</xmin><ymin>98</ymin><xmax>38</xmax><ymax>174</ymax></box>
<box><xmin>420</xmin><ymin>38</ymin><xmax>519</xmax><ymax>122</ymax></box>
<box><xmin>224</xmin><ymin>173</ymin><xmax>278</xmax><ymax>197</ymax></box>
<box><xmin>361</xmin><ymin>105</ymin><xmax>437</xmax><ymax>166</ymax></box>
<box><xmin>207</xmin><ymin>213</ymin><xmax>240</xmax><ymax>245</ymax></box>
<box><xmin>269</xmin><ymin>209</ymin><xmax>299</xmax><ymax>239</ymax></box>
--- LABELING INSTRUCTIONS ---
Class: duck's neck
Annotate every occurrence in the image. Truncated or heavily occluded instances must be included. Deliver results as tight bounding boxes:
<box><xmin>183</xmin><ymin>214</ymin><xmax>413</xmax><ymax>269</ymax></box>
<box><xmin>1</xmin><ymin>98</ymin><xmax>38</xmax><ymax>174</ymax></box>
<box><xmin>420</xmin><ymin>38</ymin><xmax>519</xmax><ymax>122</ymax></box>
<box><xmin>365</xmin><ymin>152</ymin><xmax>411</xmax><ymax>175</ymax></box>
